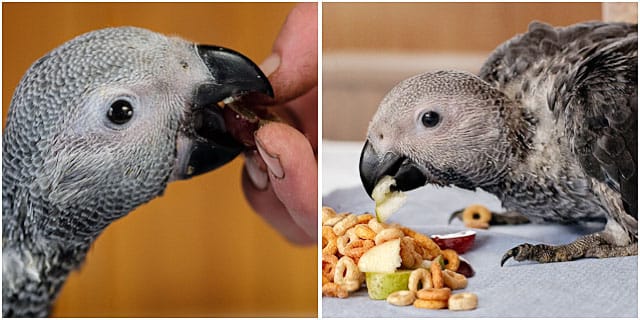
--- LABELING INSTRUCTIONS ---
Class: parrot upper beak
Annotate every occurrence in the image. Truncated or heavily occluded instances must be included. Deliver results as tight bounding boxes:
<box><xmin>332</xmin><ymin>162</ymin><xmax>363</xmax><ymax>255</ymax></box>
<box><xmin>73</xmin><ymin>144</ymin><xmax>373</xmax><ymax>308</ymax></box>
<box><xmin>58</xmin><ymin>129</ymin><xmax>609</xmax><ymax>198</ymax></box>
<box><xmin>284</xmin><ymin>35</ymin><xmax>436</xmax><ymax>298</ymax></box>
<box><xmin>194</xmin><ymin>45</ymin><xmax>274</xmax><ymax>105</ymax></box>
<box><xmin>172</xmin><ymin>45</ymin><xmax>273</xmax><ymax>180</ymax></box>
<box><xmin>359</xmin><ymin>139</ymin><xmax>427</xmax><ymax>198</ymax></box>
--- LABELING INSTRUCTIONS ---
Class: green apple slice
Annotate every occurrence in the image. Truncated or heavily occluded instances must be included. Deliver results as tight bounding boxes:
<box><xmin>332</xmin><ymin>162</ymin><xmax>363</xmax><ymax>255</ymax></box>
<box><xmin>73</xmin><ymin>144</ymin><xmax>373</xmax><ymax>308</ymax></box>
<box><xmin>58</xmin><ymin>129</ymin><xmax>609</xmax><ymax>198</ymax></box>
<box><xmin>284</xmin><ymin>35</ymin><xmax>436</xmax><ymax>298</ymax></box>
<box><xmin>365</xmin><ymin>270</ymin><xmax>413</xmax><ymax>300</ymax></box>
<box><xmin>358</xmin><ymin>238</ymin><xmax>402</xmax><ymax>273</ymax></box>
<box><xmin>371</xmin><ymin>175</ymin><xmax>396</xmax><ymax>203</ymax></box>
<box><xmin>375</xmin><ymin>192</ymin><xmax>407</xmax><ymax>222</ymax></box>
<box><xmin>371</xmin><ymin>175</ymin><xmax>407</xmax><ymax>222</ymax></box>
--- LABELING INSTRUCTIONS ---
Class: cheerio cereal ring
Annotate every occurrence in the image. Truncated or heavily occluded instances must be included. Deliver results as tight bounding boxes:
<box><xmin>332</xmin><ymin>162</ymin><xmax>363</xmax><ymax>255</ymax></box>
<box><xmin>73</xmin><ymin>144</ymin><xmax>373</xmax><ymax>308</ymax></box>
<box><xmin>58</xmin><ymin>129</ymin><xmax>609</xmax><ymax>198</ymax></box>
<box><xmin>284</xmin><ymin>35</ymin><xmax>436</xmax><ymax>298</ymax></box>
<box><xmin>430</xmin><ymin>258</ymin><xmax>444</xmax><ymax>288</ymax></box>
<box><xmin>368</xmin><ymin>218</ymin><xmax>387</xmax><ymax>233</ymax></box>
<box><xmin>416</xmin><ymin>287</ymin><xmax>451</xmax><ymax>301</ymax></box>
<box><xmin>333</xmin><ymin>214</ymin><xmax>358</xmax><ymax>236</ymax></box>
<box><xmin>344</xmin><ymin>239</ymin><xmax>375</xmax><ymax>263</ymax></box>
<box><xmin>357</xmin><ymin>213</ymin><xmax>374</xmax><ymax>224</ymax></box>
<box><xmin>400</xmin><ymin>237</ymin><xmax>423</xmax><ymax>269</ymax></box>
<box><xmin>448</xmin><ymin>292</ymin><xmax>478</xmax><ymax>311</ymax></box>
<box><xmin>334</xmin><ymin>256</ymin><xmax>362</xmax><ymax>292</ymax></box>
<box><xmin>322</xmin><ymin>253</ymin><xmax>338</xmax><ymax>282</ymax></box>
<box><xmin>345</xmin><ymin>227</ymin><xmax>360</xmax><ymax>242</ymax></box>
<box><xmin>441</xmin><ymin>249</ymin><xmax>460</xmax><ymax>272</ymax></box>
<box><xmin>322</xmin><ymin>226</ymin><xmax>338</xmax><ymax>255</ymax></box>
<box><xmin>322</xmin><ymin>282</ymin><xmax>348</xmax><ymax>298</ymax></box>
<box><xmin>462</xmin><ymin>204</ymin><xmax>491</xmax><ymax>224</ymax></box>
<box><xmin>374</xmin><ymin>228</ymin><xmax>404</xmax><ymax>245</ymax></box>
<box><xmin>322</xmin><ymin>206</ymin><xmax>338</xmax><ymax>224</ymax></box>
<box><xmin>443</xmin><ymin>269</ymin><xmax>468</xmax><ymax>290</ymax></box>
<box><xmin>336</xmin><ymin>235</ymin><xmax>348</xmax><ymax>255</ymax></box>
<box><xmin>354</xmin><ymin>224</ymin><xmax>376</xmax><ymax>240</ymax></box>
<box><xmin>408</xmin><ymin>268</ymin><xmax>432</xmax><ymax>292</ymax></box>
<box><xmin>400</xmin><ymin>227</ymin><xmax>441</xmax><ymax>260</ymax></box>
<box><xmin>413</xmin><ymin>298</ymin><xmax>448</xmax><ymax>309</ymax></box>
<box><xmin>324</xmin><ymin>213</ymin><xmax>348</xmax><ymax>227</ymax></box>
<box><xmin>465</xmin><ymin>219</ymin><xmax>490</xmax><ymax>229</ymax></box>
<box><xmin>386</xmin><ymin>290</ymin><xmax>416</xmax><ymax>306</ymax></box>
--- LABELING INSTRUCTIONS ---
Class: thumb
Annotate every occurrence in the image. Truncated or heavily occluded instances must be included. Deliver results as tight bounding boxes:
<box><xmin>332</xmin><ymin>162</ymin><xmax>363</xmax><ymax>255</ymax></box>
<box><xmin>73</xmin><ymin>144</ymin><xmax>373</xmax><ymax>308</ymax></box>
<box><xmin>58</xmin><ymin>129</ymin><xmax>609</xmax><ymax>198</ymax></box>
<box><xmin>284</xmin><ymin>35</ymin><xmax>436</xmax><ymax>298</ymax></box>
<box><xmin>254</xmin><ymin>122</ymin><xmax>318</xmax><ymax>237</ymax></box>
<box><xmin>260</xmin><ymin>3</ymin><xmax>318</xmax><ymax>103</ymax></box>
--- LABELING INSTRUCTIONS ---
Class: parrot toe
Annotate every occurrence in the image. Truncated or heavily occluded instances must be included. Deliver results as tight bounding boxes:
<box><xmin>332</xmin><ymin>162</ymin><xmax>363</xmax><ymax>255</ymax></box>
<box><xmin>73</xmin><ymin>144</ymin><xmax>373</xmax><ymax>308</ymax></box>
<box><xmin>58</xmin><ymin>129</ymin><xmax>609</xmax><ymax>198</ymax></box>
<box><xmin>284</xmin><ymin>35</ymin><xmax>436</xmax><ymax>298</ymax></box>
<box><xmin>501</xmin><ymin>232</ymin><xmax>638</xmax><ymax>266</ymax></box>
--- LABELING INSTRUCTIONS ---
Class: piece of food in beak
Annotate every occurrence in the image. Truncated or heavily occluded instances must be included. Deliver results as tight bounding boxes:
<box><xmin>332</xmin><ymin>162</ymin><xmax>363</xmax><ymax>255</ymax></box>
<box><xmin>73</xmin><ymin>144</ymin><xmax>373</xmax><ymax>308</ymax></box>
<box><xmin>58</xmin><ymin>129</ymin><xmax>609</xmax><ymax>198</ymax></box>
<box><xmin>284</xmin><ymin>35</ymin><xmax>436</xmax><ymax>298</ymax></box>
<box><xmin>219</xmin><ymin>95</ymin><xmax>281</xmax><ymax>148</ymax></box>
<box><xmin>371</xmin><ymin>175</ymin><xmax>407</xmax><ymax>222</ymax></box>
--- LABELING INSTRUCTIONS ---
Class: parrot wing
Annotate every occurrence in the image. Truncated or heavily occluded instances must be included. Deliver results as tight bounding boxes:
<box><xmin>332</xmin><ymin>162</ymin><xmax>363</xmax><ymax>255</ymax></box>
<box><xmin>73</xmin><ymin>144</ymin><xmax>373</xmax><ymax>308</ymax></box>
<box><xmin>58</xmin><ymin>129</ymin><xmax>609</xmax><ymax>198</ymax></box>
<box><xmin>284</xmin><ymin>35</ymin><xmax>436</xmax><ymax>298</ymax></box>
<box><xmin>549</xmin><ymin>26</ymin><xmax>637</xmax><ymax>218</ymax></box>
<box><xmin>479</xmin><ymin>21</ymin><xmax>637</xmax><ymax>218</ymax></box>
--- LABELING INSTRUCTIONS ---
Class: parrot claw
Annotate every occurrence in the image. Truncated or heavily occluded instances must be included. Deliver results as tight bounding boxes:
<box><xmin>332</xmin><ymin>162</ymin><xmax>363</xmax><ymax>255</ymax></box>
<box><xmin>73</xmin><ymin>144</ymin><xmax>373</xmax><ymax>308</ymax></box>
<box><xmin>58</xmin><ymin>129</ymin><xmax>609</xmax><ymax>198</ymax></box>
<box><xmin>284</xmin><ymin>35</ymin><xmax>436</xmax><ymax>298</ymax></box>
<box><xmin>448</xmin><ymin>208</ymin><xmax>465</xmax><ymax>225</ymax></box>
<box><xmin>501</xmin><ymin>242</ymin><xmax>570</xmax><ymax>266</ymax></box>
<box><xmin>501</xmin><ymin>233</ymin><xmax>638</xmax><ymax>266</ymax></box>
<box><xmin>500</xmin><ymin>244</ymin><xmax>530</xmax><ymax>266</ymax></box>
<box><xmin>501</xmin><ymin>242</ymin><xmax>562</xmax><ymax>266</ymax></box>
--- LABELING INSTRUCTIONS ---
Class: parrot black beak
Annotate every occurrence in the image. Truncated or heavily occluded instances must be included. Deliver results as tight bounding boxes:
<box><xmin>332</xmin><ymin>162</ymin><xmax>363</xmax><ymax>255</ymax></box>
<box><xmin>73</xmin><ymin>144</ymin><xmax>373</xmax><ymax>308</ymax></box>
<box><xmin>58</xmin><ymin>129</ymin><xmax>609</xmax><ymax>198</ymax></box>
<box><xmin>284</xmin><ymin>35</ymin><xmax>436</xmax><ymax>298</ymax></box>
<box><xmin>173</xmin><ymin>45</ymin><xmax>273</xmax><ymax>180</ymax></box>
<box><xmin>359</xmin><ymin>139</ymin><xmax>427</xmax><ymax>198</ymax></box>
<box><xmin>195</xmin><ymin>45</ymin><xmax>274</xmax><ymax>105</ymax></box>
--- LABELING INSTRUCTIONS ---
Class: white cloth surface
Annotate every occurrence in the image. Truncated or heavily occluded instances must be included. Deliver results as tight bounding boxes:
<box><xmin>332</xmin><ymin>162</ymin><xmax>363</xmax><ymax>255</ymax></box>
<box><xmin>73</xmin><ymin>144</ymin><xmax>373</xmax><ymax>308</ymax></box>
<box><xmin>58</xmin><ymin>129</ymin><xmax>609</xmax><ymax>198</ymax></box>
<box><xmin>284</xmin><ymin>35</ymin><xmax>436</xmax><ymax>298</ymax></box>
<box><xmin>322</xmin><ymin>140</ymin><xmax>638</xmax><ymax>317</ymax></box>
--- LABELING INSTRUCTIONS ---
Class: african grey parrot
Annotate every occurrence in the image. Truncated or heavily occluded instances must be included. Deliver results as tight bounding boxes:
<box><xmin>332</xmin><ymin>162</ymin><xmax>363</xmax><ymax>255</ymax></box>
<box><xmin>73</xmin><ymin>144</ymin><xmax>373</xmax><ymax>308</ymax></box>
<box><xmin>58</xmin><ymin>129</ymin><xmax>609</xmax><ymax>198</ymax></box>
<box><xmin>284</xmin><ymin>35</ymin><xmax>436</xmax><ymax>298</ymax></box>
<box><xmin>2</xmin><ymin>27</ymin><xmax>273</xmax><ymax>317</ymax></box>
<box><xmin>360</xmin><ymin>21</ymin><xmax>637</xmax><ymax>265</ymax></box>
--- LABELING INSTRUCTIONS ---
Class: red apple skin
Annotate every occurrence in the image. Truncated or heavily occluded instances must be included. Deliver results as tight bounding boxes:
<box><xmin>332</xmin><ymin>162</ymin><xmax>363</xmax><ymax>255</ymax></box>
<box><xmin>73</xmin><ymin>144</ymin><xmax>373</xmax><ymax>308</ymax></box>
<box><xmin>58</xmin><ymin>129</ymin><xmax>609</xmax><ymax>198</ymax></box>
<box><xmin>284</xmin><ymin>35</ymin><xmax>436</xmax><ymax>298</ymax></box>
<box><xmin>456</xmin><ymin>259</ymin><xmax>475</xmax><ymax>278</ymax></box>
<box><xmin>222</xmin><ymin>105</ymin><xmax>259</xmax><ymax>148</ymax></box>
<box><xmin>222</xmin><ymin>104</ymin><xmax>280</xmax><ymax>149</ymax></box>
<box><xmin>431</xmin><ymin>233</ymin><xmax>475</xmax><ymax>254</ymax></box>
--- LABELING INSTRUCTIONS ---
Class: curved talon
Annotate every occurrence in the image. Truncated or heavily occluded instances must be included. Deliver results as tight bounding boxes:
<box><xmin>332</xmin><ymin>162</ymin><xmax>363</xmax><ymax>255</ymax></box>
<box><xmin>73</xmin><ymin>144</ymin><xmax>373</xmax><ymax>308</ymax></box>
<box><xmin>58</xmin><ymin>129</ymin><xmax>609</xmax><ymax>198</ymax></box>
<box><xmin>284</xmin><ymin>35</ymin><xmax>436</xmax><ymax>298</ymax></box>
<box><xmin>448</xmin><ymin>209</ymin><xmax>465</xmax><ymax>225</ymax></box>
<box><xmin>500</xmin><ymin>247</ymin><xmax>519</xmax><ymax>266</ymax></box>
<box><xmin>501</xmin><ymin>243</ymin><xmax>535</xmax><ymax>266</ymax></box>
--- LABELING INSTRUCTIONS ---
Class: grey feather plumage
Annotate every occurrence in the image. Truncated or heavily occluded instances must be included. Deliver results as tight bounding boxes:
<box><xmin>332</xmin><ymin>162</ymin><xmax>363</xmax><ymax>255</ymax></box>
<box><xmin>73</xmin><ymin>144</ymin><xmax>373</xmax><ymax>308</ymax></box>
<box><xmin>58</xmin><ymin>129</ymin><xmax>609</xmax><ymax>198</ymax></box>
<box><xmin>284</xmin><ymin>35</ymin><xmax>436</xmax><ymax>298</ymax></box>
<box><xmin>3</xmin><ymin>26</ymin><xmax>272</xmax><ymax>316</ymax></box>
<box><xmin>480</xmin><ymin>21</ymin><xmax>636</xmax><ymax>226</ymax></box>
<box><xmin>3</xmin><ymin>27</ymin><xmax>178</xmax><ymax>317</ymax></box>
<box><xmin>361</xmin><ymin>21</ymin><xmax>637</xmax><ymax>266</ymax></box>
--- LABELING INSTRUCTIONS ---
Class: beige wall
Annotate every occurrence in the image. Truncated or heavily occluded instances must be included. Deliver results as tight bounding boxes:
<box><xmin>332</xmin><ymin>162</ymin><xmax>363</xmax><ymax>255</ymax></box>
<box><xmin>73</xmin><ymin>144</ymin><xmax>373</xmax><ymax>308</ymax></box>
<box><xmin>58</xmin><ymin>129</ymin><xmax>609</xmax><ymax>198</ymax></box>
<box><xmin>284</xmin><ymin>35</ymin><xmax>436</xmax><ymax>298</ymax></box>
<box><xmin>324</xmin><ymin>2</ymin><xmax>603</xmax><ymax>53</ymax></box>
<box><xmin>3</xmin><ymin>3</ymin><xmax>317</xmax><ymax>317</ymax></box>
<box><xmin>323</xmin><ymin>2</ymin><xmax>604</xmax><ymax>140</ymax></box>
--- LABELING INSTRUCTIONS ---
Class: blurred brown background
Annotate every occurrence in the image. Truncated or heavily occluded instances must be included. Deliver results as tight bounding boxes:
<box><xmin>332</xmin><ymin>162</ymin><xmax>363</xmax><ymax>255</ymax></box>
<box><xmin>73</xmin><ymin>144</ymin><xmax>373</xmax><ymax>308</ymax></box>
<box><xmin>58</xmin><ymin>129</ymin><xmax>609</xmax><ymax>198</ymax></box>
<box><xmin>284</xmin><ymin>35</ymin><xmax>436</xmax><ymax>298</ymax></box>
<box><xmin>323</xmin><ymin>2</ymin><xmax>634</xmax><ymax>141</ymax></box>
<box><xmin>2</xmin><ymin>2</ymin><xmax>317</xmax><ymax>317</ymax></box>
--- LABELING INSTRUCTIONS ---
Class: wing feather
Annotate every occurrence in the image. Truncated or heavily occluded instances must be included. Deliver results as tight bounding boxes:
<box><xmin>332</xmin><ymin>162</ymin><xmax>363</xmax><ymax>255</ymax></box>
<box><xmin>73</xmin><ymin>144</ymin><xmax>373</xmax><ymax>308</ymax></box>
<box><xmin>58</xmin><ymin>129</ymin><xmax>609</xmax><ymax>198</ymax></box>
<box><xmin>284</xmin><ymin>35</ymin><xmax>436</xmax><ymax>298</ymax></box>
<box><xmin>480</xmin><ymin>21</ymin><xmax>637</xmax><ymax>218</ymax></box>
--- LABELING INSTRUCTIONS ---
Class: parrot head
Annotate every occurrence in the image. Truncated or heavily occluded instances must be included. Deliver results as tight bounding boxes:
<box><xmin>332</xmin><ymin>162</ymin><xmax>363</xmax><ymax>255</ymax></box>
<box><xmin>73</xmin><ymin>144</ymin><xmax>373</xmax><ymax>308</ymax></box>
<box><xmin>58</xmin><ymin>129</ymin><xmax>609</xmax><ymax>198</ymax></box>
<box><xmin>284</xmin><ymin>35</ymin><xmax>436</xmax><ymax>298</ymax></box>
<box><xmin>360</xmin><ymin>70</ymin><xmax>522</xmax><ymax>197</ymax></box>
<box><xmin>2</xmin><ymin>27</ymin><xmax>272</xmax><ymax>240</ymax></box>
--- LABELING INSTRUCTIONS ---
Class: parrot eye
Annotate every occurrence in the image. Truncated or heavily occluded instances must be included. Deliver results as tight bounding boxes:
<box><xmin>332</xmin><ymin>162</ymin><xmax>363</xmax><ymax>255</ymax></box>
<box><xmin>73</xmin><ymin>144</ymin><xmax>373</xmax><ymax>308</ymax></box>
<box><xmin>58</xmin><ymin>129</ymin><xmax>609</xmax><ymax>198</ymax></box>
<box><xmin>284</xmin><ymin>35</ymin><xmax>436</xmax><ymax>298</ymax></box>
<box><xmin>107</xmin><ymin>100</ymin><xmax>134</xmax><ymax>125</ymax></box>
<box><xmin>421</xmin><ymin>111</ymin><xmax>440</xmax><ymax>128</ymax></box>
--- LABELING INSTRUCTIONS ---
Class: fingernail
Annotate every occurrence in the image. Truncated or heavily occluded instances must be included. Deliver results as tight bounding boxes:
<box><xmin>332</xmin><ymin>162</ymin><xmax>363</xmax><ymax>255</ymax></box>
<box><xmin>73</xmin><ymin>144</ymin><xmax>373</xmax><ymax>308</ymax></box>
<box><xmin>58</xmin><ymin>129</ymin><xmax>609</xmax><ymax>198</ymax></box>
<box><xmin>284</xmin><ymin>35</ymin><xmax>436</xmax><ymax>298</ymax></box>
<box><xmin>259</xmin><ymin>53</ymin><xmax>280</xmax><ymax>77</ymax></box>
<box><xmin>244</xmin><ymin>150</ymin><xmax>269</xmax><ymax>190</ymax></box>
<box><xmin>255</xmin><ymin>132</ymin><xmax>284</xmax><ymax>179</ymax></box>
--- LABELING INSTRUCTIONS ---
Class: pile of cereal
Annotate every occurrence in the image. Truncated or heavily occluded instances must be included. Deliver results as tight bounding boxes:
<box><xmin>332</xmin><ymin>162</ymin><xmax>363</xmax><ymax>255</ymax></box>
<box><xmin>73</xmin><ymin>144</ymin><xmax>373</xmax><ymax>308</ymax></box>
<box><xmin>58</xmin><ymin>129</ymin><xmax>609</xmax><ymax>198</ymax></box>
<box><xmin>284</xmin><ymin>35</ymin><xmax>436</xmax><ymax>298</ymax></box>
<box><xmin>322</xmin><ymin>206</ymin><xmax>478</xmax><ymax>311</ymax></box>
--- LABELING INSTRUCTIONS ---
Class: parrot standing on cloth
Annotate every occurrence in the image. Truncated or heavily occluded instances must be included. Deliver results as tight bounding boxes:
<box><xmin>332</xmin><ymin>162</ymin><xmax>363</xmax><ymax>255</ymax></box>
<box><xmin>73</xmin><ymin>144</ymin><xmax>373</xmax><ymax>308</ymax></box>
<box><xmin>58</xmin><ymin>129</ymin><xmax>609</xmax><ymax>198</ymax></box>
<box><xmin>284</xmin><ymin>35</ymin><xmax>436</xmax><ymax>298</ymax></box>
<box><xmin>2</xmin><ymin>27</ymin><xmax>273</xmax><ymax>317</ymax></box>
<box><xmin>359</xmin><ymin>21</ymin><xmax>637</xmax><ymax>265</ymax></box>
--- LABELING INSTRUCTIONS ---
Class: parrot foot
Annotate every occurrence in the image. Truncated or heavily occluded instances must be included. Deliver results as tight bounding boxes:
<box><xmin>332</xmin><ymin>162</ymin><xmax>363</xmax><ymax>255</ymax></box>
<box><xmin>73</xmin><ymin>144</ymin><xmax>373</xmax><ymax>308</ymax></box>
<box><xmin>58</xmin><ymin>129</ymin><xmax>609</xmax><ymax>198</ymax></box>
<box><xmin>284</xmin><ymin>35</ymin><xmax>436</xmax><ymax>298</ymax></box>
<box><xmin>501</xmin><ymin>233</ymin><xmax>638</xmax><ymax>266</ymax></box>
<box><xmin>448</xmin><ymin>209</ymin><xmax>530</xmax><ymax>225</ymax></box>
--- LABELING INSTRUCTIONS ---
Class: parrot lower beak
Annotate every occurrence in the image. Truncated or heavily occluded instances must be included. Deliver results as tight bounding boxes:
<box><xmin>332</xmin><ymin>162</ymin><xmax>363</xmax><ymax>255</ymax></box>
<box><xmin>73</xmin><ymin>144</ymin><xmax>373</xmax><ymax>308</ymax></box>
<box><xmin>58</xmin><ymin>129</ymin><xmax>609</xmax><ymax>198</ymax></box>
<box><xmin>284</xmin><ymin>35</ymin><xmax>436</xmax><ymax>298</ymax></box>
<box><xmin>359</xmin><ymin>139</ymin><xmax>427</xmax><ymax>198</ymax></box>
<box><xmin>172</xmin><ymin>45</ymin><xmax>273</xmax><ymax>180</ymax></box>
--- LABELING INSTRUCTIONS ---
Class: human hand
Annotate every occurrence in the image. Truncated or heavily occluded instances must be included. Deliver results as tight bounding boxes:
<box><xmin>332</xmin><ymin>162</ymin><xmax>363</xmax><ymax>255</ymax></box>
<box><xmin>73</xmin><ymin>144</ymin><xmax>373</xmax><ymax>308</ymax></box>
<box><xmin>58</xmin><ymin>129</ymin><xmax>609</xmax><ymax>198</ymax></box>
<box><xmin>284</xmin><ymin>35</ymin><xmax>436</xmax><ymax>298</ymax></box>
<box><xmin>241</xmin><ymin>3</ymin><xmax>318</xmax><ymax>245</ymax></box>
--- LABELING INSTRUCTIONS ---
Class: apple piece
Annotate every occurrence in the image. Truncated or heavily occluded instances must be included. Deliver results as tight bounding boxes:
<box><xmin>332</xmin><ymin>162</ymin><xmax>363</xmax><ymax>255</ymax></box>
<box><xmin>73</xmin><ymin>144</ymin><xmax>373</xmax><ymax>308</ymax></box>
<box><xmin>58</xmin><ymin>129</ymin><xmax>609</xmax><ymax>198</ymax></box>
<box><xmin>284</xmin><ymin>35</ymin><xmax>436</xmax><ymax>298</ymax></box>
<box><xmin>456</xmin><ymin>257</ymin><xmax>475</xmax><ymax>278</ymax></box>
<box><xmin>365</xmin><ymin>270</ymin><xmax>413</xmax><ymax>300</ymax></box>
<box><xmin>374</xmin><ymin>192</ymin><xmax>407</xmax><ymax>222</ymax></box>
<box><xmin>371</xmin><ymin>176</ymin><xmax>407</xmax><ymax>222</ymax></box>
<box><xmin>358</xmin><ymin>238</ymin><xmax>402</xmax><ymax>273</ymax></box>
<box><xmin>220</xmin><ymin>98</ymin><xmax>281</xmax><ymax>148</ymax></box>
<box><xmin>431</xmin><ymin>230</ymin><xmax>476</xmax><ymax>254</ymax></box>
<box><xmin>371</xmin><ymin>175</ymin><xmax>395</xmax><ymax>203</ymax></box>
